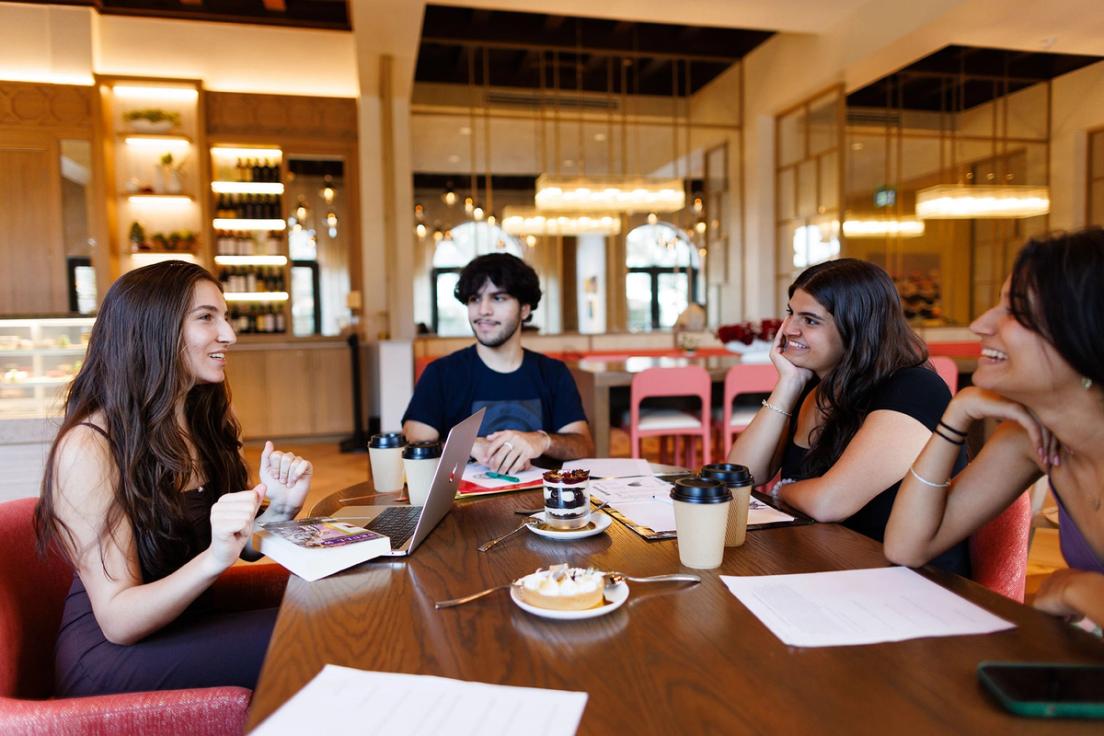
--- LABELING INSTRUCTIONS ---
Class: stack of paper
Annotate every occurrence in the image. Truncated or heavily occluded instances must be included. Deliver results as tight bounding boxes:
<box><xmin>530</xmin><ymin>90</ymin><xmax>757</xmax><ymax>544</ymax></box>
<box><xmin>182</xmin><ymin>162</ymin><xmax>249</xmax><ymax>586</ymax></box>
<box><xmin>254</xmin><ymin>665</ymin><xmax>588</xmax><ymax>736</ymax></box>
<box><xmin>721</xmin><ymin>567</ymin><xmax>1015</xmax><ymax>647</ymax></box>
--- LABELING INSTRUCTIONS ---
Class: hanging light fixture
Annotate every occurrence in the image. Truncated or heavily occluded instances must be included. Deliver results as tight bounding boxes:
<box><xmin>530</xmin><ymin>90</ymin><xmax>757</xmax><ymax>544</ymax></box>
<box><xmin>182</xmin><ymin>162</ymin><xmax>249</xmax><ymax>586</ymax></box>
<box><xmin>913</xmin><ymin>53</ymin><xmax>1049</xmax><ymax>220</ymax></box>
<box><xmin>535</xmin><ymin>175</ymin><xmax>685</xmax><ymax>213</ymax></box>
<box><xmin>842</xmin><ymin>217</ymin><xmax>926</xmax><ymax>237</ymax></box>
<box><xmin>502</xmin><ymin>206</ymin><xmax>621</xmax><ymax>236</ymax></box>
<box><xmin>915</xmin><ymin>184</ymin><xmax>1049</xmax><ymax>219</ymax></box>
<box><xmin>321</xmin><ymin>175</ymin><xmax>336</xmax><ymax>204</ymax></box>
<box><xmin>442</xmin><ymin>183</ymin><xmax>457</xmax><ymax>206</ymax></box>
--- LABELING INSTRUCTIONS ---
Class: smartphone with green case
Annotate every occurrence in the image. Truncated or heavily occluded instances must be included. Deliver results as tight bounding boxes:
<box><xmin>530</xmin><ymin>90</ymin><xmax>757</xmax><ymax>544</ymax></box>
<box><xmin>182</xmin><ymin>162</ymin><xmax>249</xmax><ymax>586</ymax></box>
<box><xmin>977</xmin><ymin>661</ymin><xmax>1104</xmax><ymax>719</ymax></box>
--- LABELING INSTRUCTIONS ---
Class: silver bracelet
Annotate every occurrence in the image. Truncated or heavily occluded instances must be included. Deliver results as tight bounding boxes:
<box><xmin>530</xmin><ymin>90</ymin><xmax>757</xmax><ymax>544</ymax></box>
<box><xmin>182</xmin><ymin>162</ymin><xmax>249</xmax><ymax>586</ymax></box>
<box><xmin>908</xmin><ymin>465</ymin><xmax>951</xmax><ymax>489</ymax></box>
<box><xmin>761</xmin><ymin>399</ymin><xmax>792</xmax><ymax>418</ymax></box>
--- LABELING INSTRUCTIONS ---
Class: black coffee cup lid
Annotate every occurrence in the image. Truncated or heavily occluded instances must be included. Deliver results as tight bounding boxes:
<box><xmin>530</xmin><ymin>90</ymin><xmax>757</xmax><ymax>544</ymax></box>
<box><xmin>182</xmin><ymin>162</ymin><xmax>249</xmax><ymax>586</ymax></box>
<box><xmin>403</xmin><ymin>441</ymin><xmax>442</xmax><ymax>460</ymax></box>
<box><xmin>369</xmin><ymin>432</ymin><xmax>405</xmax><ymax>449</ymax></box>
<box><xmin>670</xmin><ymin>476</ymin><xmax>732</xmax><ymax>504</ymax></box>
<box><xmin>699</xmin><ymin>463</ymin><xmax>753</xmax><ymax>486</ymax></box>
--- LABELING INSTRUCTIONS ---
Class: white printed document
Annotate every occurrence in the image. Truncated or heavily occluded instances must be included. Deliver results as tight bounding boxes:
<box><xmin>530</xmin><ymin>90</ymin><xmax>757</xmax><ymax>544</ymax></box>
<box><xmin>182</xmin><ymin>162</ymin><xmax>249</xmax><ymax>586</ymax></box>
<box><xmin>562</xmin><ymin>458</ymin><xmax>651</xmax><ymax>478</ymax></box>
<box><xmin>253</xmin><ymin>665</ymin><xmax>588</xmax><ymax>736</ymax></box>
<box><xmin>721</xmin><ymin>566</ymin><xmax>1015</xmax><ymax>647</ymax></box>
<box><xmin>589</xmin><ymin>477</ymin><xmax>795</xmax><ymax>533</ymax></box>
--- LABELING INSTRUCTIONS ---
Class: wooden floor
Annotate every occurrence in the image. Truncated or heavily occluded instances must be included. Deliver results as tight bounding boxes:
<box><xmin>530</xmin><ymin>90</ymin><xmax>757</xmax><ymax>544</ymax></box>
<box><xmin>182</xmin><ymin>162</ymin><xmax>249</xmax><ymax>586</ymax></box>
<box><xmin>245</xmin><ymin>430</ymin><xmax>1065</xmax><ymax>600</ymax></box>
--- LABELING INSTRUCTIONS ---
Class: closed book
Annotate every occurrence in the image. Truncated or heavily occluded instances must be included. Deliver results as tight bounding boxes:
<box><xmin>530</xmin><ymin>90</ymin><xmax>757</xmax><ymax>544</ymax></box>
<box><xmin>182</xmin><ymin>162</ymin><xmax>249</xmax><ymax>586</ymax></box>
<box><xmin>257</xmin><ymin>517</ymin><xmax>390</xmax><ymax>582</ymax></box>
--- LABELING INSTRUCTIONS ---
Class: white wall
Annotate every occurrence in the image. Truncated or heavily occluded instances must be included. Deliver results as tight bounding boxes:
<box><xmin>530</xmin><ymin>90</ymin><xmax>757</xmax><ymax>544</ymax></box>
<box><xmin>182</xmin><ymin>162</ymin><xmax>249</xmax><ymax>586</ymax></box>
<box><xmin>575</xmin><ymin>234</ymin><xmax>607</xmax><ymax>333</ymax></box>
<box><xmin>1050</xmin><ymin>59</ymin><xmax>1104</xmax><ymax>229</ymax></box>
<box><xmin>0</xmin><ymin>4</ymin><xmax>95</xmax><ymax>85</ymax></box>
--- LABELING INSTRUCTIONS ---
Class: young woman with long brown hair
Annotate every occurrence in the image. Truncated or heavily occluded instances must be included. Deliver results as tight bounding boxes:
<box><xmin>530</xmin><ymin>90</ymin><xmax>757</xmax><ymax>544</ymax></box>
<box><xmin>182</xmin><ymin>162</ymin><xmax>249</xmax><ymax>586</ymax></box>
<box><xmin>729</xmin><ymin>258</ymin><xmax>970</xmax><ymax>574</ymax></box>
<box><xmin>886</xmin><ymin>229</ymin><xmax>1104</xmax><ymax>626</ymax></box>
<box><xmin>35</xmin><ymin>260</ymin><xmax>313</xmax><ymax>696</ymax></box>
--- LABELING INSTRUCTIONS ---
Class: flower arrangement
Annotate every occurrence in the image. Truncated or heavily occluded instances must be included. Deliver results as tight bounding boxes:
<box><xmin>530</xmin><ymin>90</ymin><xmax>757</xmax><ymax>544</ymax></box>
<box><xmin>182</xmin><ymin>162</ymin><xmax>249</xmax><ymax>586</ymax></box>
<box><xmin>717</xmin><ymin>319</ymin><xmax>782</xmax><ymax>346</ymax></box>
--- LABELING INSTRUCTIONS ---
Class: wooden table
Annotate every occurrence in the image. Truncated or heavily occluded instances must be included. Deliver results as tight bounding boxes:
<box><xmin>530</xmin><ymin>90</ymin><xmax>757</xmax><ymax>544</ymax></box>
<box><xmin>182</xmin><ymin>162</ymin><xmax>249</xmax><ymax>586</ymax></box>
<box><xmin>247</xmin><ymin>488</ymin><xmax>1103</xmax><ymax>733</ymax></box>
<box><xmin>567</xmin><ymin>354</ymin><xmax>980</xmax><ymax>458</ymax></box>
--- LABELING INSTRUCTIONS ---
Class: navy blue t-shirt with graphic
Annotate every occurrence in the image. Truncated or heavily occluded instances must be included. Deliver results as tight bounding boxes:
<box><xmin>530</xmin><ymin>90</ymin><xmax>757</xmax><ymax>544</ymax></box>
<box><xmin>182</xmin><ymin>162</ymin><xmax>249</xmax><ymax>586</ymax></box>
<box><xmin>402</xmin><ymin>346</ymin><xmax>587</xmax><ymax>438</ymax></box>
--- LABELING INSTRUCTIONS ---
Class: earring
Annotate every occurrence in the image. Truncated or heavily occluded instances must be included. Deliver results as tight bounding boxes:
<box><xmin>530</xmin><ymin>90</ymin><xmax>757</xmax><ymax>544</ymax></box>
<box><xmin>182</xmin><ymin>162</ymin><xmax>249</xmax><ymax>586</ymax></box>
<box><xmin>1083</xmin><ymin>376</ymin><xmax>1094</xmax><ymax>390</ymax></box>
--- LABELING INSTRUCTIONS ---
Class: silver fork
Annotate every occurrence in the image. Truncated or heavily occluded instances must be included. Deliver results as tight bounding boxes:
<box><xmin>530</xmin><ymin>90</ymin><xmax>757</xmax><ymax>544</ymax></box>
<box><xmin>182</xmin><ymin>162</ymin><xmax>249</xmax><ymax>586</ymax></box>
<box><xmin>477</xmin><ymin>518</ymin><xmax>539</xmax><ymax>552</ymax></box>
<box><xmin>435</xmin><ymin>583</ymin><xmax>517</xmax><ymax>609</ymax></box>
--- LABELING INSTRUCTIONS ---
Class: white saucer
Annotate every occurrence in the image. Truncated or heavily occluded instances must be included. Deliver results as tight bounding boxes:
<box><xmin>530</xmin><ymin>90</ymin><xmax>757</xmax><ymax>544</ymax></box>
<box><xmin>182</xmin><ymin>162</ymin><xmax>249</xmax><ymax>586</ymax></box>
<box><xmin>527</xmin><ymin>511</ymin><xmax>612</xmax><ymax>540</ymax></box>
<box><xmin>510</xmin><ymin>581</ymin><xmax>629</xmax><ymax>620</ymax></box>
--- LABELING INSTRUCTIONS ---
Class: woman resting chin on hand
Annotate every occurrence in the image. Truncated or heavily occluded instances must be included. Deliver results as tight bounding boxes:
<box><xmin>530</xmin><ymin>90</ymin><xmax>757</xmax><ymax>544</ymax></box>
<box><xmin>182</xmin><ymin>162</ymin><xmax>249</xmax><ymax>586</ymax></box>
<box><xmin>728</xmin><ymin>258</ymin><xmax>971</xmax><ymax>576</ymax></box>
<box><xmin>885</xmin><ymin>228</ymin><xmax>1104</xmax><ymax>629</ymax></box>
<box><xmin>35</xmin><ymin>261</ymin><xmax>313</xmax><ymax>697</ymax></box>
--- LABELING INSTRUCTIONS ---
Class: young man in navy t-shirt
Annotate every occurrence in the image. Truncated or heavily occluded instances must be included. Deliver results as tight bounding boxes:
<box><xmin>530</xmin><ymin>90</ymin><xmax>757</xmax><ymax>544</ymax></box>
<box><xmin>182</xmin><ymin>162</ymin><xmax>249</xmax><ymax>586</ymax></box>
<box><xmin>402</xmin><ymin>253</ymin><xmax>594</xmax><ymax>474</ymax></box>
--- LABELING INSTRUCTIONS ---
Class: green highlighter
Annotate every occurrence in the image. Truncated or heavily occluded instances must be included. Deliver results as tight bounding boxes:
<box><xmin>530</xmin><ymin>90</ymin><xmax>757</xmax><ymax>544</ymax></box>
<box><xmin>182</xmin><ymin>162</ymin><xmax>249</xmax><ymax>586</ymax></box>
<box><xmin>486</xmin><ymin>471</ymin><xmax>521</xmax><ymax>483</ymax></box>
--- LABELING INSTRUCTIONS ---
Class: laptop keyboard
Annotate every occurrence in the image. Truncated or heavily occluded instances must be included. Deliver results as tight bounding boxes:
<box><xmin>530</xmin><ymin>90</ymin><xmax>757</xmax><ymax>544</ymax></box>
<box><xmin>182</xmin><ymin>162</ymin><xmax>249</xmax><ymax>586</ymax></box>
<box><xmin>365</xmin><ymin>506</ymin><xmax>422</xmax><ymax>550</ymax></box>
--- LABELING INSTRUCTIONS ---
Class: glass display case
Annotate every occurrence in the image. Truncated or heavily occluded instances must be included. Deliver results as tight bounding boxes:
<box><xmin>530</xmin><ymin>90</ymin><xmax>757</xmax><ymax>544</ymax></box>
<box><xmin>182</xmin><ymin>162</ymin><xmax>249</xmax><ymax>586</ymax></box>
<box><xmin>0</xmin><ymin>317</ymin><xmax>94</xmax><ymax>419</ymax></box>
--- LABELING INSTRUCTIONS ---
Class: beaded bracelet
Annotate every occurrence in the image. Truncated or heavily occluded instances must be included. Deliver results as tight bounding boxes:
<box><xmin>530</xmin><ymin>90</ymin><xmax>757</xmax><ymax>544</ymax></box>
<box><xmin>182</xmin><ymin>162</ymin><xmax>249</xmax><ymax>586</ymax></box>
<box><xmin>909</xmin><ymin>466</ymin><xmax>951</xmax><ymax>489</ymax></box>
<box><xmin>938</xmin><ymin>420</ymin><xmax>968</xmax><ymax>437</ymax></box>
<box><xmin>761</xmin><ymin>399</ymin><xmax>792</xmax><ymax>418</ymax></box>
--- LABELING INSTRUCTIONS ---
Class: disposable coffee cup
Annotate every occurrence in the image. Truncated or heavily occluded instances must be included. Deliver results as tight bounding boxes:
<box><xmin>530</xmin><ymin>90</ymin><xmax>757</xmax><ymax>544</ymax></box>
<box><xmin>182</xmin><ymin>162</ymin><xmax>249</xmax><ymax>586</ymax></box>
<box><xmin>368</xmin><ymin>432</ymin><xmax>406</xmax><ymax>492</ymax></box>
<box><xmin>670</xmin><ymin>477</ymin><xmax>732</xmax><ymax>569</ymax></box>
<box><xmin>699</xmin><ymin>463</ymin><xmax>754</xmax><ymax>547</ymax></box>
<box><xmin>402</xmin><ymin>441</ymin><xmax>442</xmax><ymax>506</ymax></box>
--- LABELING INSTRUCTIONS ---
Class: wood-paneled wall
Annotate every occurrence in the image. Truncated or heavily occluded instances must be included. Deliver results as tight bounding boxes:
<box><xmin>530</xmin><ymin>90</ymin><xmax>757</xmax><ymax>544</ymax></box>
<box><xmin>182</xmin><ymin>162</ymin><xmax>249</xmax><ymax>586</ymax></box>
<box><xmin>0</xmin><ymin>82</ymin><xmax>96</xmax><ymax>314</ymax></box>
<box><xmin>226</xmin><ymin>342</ymin><xmax>353</xmax><ymax>439</ymax></box>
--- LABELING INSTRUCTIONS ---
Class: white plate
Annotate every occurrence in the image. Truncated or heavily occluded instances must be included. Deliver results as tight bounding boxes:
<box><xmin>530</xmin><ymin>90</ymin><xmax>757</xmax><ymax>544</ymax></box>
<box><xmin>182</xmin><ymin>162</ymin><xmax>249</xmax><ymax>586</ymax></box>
<box><xmin>526</xmin><ymin>511</ymin><xmax>612</xmax><ymax>540</ymax></box>
<box><xmin>510</xmin><ymin>581</ymin><xmax>629</xmax><ymax>620</ymax></box>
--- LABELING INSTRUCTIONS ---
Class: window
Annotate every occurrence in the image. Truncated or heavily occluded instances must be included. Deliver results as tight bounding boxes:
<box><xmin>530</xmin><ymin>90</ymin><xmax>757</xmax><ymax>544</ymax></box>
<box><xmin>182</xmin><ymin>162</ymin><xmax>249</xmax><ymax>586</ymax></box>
<box><xmin>430</xmin><ymin>222</ymin><xmax>524</xmax><ymax>336</ymax></box>
<box><xmin>625</xmin><ymin>223</ymin><xmax>701</xmax><ymax>331</ymax></box>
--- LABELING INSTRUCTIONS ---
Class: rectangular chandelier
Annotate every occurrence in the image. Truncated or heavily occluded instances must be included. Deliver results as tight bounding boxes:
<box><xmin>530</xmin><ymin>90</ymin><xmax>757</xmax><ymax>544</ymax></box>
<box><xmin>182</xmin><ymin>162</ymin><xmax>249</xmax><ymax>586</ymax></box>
<box><xmin>534</xmin><ymin>175</ymin><xmax>685</xmax><ymax>213</ymax></box>
<box><xmin>842</xmin><ymin>217</ymin><xmax>925</xmax><ymax>238</ymax></box>
<box><xmin>501</xmin><ymin>207</ymin><xmax>621</xmax><ymax>236</ymax></box>
<box><xmin>915</xmin><ymin>185</ymin><xmax>1049</xmax><ymax>219</ymax></box>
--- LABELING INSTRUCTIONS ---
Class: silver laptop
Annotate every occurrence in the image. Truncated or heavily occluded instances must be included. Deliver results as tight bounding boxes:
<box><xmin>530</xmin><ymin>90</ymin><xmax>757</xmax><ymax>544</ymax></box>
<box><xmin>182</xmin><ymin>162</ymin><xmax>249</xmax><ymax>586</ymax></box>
<box><xmin>333</xmin><ymin>407</ymin><xmax>484</xmax><ymax>557</ymax></box>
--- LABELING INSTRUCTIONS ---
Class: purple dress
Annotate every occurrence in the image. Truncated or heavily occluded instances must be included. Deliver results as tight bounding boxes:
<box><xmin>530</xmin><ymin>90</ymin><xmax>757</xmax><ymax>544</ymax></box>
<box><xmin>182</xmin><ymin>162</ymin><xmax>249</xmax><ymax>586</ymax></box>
<box><xmin>54</xmin><ymin>480</ymin><xmax>279</xmax><ymax>697</ymax></box>
<box><xmin>1054</xmin><ymin>481</ymin><xmax>1104</xmax><ymax>574</ymax></box>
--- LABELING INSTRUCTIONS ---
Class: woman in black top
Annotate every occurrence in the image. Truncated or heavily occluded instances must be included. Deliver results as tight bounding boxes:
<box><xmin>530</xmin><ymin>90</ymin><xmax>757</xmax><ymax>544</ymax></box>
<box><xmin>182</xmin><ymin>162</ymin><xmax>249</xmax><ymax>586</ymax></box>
<box><xmin>35</xmin><ymin>261</ymin><xmax>313</xmax><ymax>695</ymax></box>
<box><xmin>728</xmin><ymin>259</ymin><xmax>969</xmax><ymax>575</ymax></box>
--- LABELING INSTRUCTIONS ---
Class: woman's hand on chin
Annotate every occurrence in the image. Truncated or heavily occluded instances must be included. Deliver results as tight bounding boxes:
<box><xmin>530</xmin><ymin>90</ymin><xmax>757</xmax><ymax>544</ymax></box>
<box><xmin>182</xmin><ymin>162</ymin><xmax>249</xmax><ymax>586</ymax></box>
<box><xmin>945</xmin><ymin>387</ymin><xmax>1058</xmax><ymax>467</ymax></box>
<box><xmin>769</xmin><ymin>327</ymin><xmax>814</xmax><ymax>388</ymax></box>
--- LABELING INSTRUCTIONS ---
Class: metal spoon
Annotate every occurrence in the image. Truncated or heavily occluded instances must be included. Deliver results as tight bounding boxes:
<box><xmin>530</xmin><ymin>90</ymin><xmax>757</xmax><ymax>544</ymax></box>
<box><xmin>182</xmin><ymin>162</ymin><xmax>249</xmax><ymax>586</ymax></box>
<box><xmin>603</xmin><ymin>572</ymin><xmax>701</xmax><ymax>587</ymax></box>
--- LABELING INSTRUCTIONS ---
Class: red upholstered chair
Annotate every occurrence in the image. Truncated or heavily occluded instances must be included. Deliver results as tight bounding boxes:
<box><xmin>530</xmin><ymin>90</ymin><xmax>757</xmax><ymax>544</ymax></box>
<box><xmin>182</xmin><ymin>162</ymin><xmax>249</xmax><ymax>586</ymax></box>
<box><xmin>719</xmin><ymin>364</ymin><xmax>779</xmax><ymax>462</ymax></box>
<box><xmin>969</xmin><ymin>491</ymin><xmax>1032</xmax><ymax>602</ymax></box>
<box><xmin>629</xmin><ymin>366</ymin><xmax>711</xmax><ymax>468</ymax></box>
<box><xmin>0</xmin><ymin>497</ymin><xmax>289</xmax><ymax>736</ymax></box>
<box><xmin>930</xmin><ymin>356</ymin><xmax>959</xmax><ymax>395</ymax></box>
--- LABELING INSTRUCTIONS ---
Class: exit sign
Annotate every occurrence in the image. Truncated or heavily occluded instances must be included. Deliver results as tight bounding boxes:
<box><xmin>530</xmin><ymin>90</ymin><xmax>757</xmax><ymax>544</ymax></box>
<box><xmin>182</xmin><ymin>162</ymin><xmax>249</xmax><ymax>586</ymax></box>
<box><xmin>874</xmin><ymin>186</ymin><xmax>896</xmax><ymax>208</ymax></box>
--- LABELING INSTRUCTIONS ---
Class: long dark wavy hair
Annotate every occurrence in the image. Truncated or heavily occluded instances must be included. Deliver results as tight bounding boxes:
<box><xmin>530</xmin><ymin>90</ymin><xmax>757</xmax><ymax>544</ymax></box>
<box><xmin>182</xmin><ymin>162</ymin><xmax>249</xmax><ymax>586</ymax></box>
<box><xmin>790</xmin><ymin>259</ymin><xmax>929</xmax><ymax>478</ymax></box>
<box><xmin>35</xmin><ymin>261</ymin><xmax>248</xmax><ymax>582</ymax></box>
<box><xmin>1008</xmin><ymin>227</ymin><xmax>1104</xmax><ymax>387</ymax></box>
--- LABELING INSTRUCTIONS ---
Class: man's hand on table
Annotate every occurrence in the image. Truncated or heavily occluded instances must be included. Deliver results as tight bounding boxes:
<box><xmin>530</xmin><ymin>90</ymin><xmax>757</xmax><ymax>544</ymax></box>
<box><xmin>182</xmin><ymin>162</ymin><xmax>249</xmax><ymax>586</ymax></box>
<box><xmin>473</xmin><ymin>429</ymin><xmax>551</xmax><ymax>476</ymax></box>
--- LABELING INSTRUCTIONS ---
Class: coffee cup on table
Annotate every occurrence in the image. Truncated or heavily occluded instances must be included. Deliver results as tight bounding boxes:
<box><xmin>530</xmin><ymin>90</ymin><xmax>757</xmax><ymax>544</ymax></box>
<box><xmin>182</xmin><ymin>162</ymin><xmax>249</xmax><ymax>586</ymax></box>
<box><xmin>403</xmin><ymin>440</ymin><xmax>442</xmax><ymax>506</ymax></box>
<box><xmin>368</xmin><ymin>432</ymin><xmax>406</xmax><ymax>492</ymax></box>
<box><xmin>699</xmin><ymin>463</ymin><xmax>754</xmax><ymax>547</ymax></box>
<box><xmin>670</xmin><ymin>477</ymin><xmax>732</xmax><ymax>569</ymax></box>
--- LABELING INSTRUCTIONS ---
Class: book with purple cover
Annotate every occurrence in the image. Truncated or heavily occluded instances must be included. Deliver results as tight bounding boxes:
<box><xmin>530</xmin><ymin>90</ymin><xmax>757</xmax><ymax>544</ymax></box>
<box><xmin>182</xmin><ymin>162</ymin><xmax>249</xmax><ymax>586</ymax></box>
<box><xmin>257</xmin><ymin>517</ymin><xmax>391</xmax><ymax>581</ymax></box>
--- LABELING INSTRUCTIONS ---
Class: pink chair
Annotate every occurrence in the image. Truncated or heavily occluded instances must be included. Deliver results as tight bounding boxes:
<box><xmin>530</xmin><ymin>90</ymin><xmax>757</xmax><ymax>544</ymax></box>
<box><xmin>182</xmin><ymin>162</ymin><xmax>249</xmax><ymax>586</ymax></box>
<box><xmin>969</xmin><ymin>491</ymin><xmax>1031</xmax><ymax>602</ymax></box>
<box><xmin>930</xmin><ymin>356</ymin><xmax>958</xmax><ymax>395</ymax></box>
<box><xmin>719</xmin><ymin>364</ymin><xmax>779</xmax><ymax>461</ymax></box>
<box><xmin>629</xmin><ymin>366</ymin><xmax>711</xmax><ymax>468</ymax></box>
<box><xmin>0</xmin><ymin>497</ymin><xmax>289</xmax><ymax>736</ymax></box>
